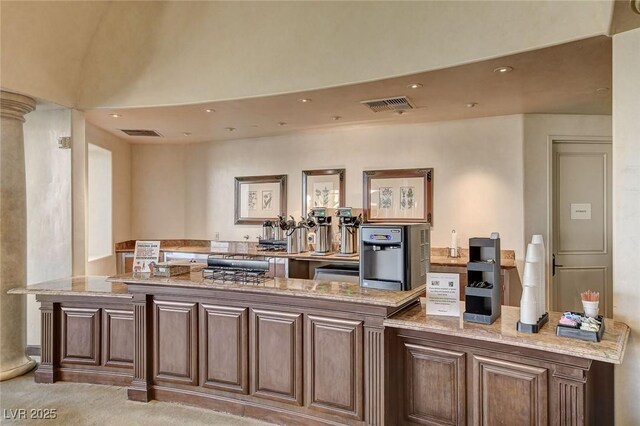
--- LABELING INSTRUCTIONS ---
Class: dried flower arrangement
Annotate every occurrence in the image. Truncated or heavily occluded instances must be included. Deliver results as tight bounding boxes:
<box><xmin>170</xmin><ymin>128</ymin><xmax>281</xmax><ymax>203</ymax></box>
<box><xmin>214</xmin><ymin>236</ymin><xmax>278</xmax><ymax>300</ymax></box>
<box><xmin>581</xmin><ymin>290</ymin><xmax>600</xmax><ymax>302</ymax></box>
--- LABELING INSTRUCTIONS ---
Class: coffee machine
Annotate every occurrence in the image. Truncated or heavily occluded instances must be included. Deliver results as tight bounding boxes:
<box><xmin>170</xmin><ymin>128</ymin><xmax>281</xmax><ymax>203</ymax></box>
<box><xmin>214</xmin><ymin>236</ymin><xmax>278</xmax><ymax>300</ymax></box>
<box><xmin>310</xmin><ymin>207</ymin><xmax>332</xmax><ymax>255</ymax></box>
<box><xmin>359</xmin><ymin>223</ymin><xmax>430</xmax><ymax>291</ymax></box>
<box><xmin>336</xmin><ymin>207</ymin><xmax>362</xmax><ymax>256</ymax></box>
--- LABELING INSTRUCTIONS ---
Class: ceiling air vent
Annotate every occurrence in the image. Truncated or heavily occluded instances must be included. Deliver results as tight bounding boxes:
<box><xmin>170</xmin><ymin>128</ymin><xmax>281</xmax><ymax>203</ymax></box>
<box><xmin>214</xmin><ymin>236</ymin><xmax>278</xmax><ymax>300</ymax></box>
<box><xmin>120</xmin><ymin>129</ymin><xmax>163</xmax><ymax>137</ymax></box>
<box><xmin>360</xmin><ymin>96</ymin><xmax>414</xmax><ymax>113</ymax></box>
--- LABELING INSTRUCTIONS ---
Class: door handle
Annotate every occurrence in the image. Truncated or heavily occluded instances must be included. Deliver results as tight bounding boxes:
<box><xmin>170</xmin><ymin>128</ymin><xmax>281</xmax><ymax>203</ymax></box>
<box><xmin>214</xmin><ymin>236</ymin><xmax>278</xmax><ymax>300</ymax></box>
<box><xmin>552</xmin><ymin>254</ymin><xmax>564</xmax><ymax>276</ymax></box>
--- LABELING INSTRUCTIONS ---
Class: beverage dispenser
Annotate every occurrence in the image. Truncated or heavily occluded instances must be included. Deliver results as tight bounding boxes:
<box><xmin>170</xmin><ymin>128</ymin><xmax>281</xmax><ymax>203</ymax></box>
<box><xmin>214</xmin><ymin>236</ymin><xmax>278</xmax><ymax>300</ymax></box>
<box><xmin>359</xmin><ymin>223</ymin><xmax>430</xmax><ymax>291</ymax></box>
<box><xmin>310</xmin><ymin>207</ymin><xmax>332</xmax><ymax>255</ymax></box>
<box><xmin>336</xmin><ymin>207</ymin><xmax>362</xmax><ymax>256</ymax></box>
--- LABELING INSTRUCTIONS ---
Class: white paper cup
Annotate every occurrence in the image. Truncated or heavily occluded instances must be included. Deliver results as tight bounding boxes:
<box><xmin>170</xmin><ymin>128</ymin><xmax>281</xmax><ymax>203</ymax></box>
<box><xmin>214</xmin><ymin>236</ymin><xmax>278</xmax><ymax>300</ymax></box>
<box><xmin>582</xmin><ymin>300</ymin><xmax>599</xmax><ymax>318</ymax></box>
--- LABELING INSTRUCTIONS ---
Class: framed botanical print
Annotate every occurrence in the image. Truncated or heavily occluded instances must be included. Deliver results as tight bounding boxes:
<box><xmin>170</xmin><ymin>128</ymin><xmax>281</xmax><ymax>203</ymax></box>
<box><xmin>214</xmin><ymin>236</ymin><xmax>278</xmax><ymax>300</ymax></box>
<box><xmin>363</xmin><ymin>168</ymin><xmax>433</xmax><ymax>223</ymax></box>
<box><xmin>234</xmin><ymin>175</ymin><xmax>287</xmax><ymax>224</ymax></box>
<box><xmin>302</xmin><ymin>169</ymin><xmax>345</xmax><ymax>215</ymax></box>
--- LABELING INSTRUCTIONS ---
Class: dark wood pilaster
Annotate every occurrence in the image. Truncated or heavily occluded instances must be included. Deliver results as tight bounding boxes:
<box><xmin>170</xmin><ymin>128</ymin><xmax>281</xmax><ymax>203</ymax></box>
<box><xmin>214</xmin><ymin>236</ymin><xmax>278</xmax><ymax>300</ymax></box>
<box><xmin>128</xmin><ymin>293</ymin><xmax>152</xmax><ymax>402</ymax></box>
<box><xmin>34</xmin><ymin>299</ymin><xmax>59</xmax><ymax>383</ymax></box>
<box><xmin>364</xmin><ymin>326</ymin><xmax>385</xmax><ymax>425</ymax></box>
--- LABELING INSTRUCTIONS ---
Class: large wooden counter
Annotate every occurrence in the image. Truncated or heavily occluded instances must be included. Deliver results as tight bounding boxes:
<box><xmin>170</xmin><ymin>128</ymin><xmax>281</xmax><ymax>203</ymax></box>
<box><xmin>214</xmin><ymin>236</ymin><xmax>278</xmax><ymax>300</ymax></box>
<box><xmin>10</xmin><ymin>276</ymin><xmax>628</xmax><ymax>425</ymax></box>
<box><xmin>384</xmin><ymin>303</ymin><xmax>629</xmax><ymax>425</ymax></box>
<box><xmin>11</xmin><ymin>274</ymin><xmax>423</xmax><ymax>426</ymax></box>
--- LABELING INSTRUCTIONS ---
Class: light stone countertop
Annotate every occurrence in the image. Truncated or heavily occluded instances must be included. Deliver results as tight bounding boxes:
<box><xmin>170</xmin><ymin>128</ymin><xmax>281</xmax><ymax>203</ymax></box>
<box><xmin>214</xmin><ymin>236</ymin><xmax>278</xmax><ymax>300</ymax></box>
<box><xmin>8</xmin><ymin>276</ymin><xmax>131</xmax><ymax>299</ymax></box>
<box><xmin>385</xmin><ymin>303</ymin><xmax>630</xmax><ymax>364</ymax></box>
<box><xmin>115</xmin><ymin>241</ymin><xmax>517</xmax><ymax>269</ymax></box>
<box><xmin>108</xmin><ymin>271</ymin><xmax>425</xmax><ymax>307</ymax></box>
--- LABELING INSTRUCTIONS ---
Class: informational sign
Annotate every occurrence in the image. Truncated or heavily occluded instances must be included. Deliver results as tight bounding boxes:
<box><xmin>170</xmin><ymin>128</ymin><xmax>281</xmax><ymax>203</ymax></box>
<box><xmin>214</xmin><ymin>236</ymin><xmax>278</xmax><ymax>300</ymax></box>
<box><xmin>570</xmin><ymin>203</ymin><xmax>592</xmax><ymax>220</ymax></box>
<box><xmin>133</xmin><ymin>240</ymin><xmax>160</xmax><ymax>273</ymax></box>
<box><xmin>426</xmin><ymin>273</ymin><xmax>460</xmax><ymax>316</ymax></box>
<box><xmin>210</xmin><ymin>241</ymin><xmax>230</xmax><ymax>251</ymax></box>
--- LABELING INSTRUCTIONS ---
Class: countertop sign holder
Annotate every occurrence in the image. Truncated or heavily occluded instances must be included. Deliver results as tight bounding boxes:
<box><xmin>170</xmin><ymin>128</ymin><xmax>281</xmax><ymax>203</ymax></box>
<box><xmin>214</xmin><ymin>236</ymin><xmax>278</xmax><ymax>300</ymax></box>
<box><xmin>463</xmin><ymin>237</ymin><xmax>501</xmax><ymax>325</ymax></box>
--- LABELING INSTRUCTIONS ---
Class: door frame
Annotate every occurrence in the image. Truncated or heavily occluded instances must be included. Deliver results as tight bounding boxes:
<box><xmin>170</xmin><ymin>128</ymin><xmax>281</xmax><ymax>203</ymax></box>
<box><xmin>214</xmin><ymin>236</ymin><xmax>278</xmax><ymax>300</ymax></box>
<box><xmin>546</xmin><ymin>135</ymin><xmax>612</xmax><ymax>313</ymax></box>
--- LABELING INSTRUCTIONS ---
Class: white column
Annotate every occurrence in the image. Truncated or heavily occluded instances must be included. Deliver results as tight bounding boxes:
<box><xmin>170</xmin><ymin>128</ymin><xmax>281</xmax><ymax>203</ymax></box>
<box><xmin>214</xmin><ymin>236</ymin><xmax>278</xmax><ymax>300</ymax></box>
<box><xmin>0</xmin><ymin>90</ymin><xmax>37</xmax><ymax>380</ymax></box>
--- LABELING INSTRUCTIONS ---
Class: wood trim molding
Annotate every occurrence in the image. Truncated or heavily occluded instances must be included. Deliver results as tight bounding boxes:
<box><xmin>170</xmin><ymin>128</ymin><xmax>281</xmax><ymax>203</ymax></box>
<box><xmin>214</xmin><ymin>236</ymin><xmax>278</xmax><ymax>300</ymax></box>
<box><xmin>102</xmin><ymin>308</ymin><xmax>134</xmax><ymax>368</ymax></box>
<box><xmin>250</xmin><ymin>308</ymin><xmax>303</xmax><ymax>406</ymax></box>
<box><xmin>60</xmin><ymin>307</ymin><xmax>101</xmax><ymax>366</ymax></box>
<box><xmin>305</xmin><ymin>314</ymin><xmax>363</xmax><ymax>420</ymax></box>
<box><xmin>35</xmin><ymin>301</ymin><xmax>59</xmax><ymax>383</ymax></box>
<box><xmin>199</xmin><ymin>304</ymin><xmax>248</xmax><ymax>393</ymax></box>
<box><xmin>152</xmin><ymin>299</ymin><xmax>198</xmax><ymax>385</ymax></box>
<box><xmin>364</xmin><ymin>327</ymin><xmax>385</xmax><ymax>425</ymax></box>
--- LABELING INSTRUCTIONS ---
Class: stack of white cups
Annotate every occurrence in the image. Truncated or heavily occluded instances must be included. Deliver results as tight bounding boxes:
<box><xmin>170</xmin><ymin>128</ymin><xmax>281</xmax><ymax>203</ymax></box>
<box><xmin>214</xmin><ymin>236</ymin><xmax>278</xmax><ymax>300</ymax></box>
<box><xmin>531</xmin><ymin>235</ymin><xmax>546</xmax><ymax>317</ymax></box>
<box><xmin>520</xmin><ymin>243</ymin><xmax>541</xmax><ymax>324</ymax></box>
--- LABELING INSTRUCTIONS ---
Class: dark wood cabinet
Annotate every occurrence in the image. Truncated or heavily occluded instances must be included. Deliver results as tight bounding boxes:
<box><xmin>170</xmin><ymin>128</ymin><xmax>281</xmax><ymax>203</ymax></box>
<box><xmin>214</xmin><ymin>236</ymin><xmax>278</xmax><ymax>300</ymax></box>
<box><xmin>153</xmin><ymin>299</ymin><xmax>198</xmax><ymax>385</ymax></box>
<box><xmin>305</xmin><ymin>314</ymin><xmax>364</xmax><ymax>420</ymax></box>
<box><xmin>392</xmin><ymin>329</ymin><xmax>611</xmax><ymax>426</ymax></box>
<box><xmin>402</xmin><ymin>342</ymin><xmax>466</xmax><ymax>425</ymax></box>
<box><xmin>102</xmin><ymin>308</ymin><xmax>134</xmax><ymax>368</ymax></box>
<box><xmin>61</xmin><ymin>307</ymin><xmax>101</xmax><ymax>366</ymax></box>
<box><xmin>471</xmin><ymin>354</ymin><xmax>547</xmax><ymax>426</ymax></box>
<box><xmin>199</xmin><ymin>304</ymin><xmax>248</xmax><ymax>393</ymax></box>
<box><xmin>250</xmin><ymin>308</ymin><xmax>303</xmax><ymax>406</ymax></box>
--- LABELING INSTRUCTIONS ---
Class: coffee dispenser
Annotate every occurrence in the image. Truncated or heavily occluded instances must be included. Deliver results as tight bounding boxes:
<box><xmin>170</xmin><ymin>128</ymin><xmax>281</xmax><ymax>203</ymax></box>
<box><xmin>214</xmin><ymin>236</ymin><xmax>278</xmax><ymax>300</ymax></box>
<box><xmin>336</xmin><ymin>208</ymin><xmax>362</xmax><ymax>256</ymax></box>
<box><xmin>285</xmin><ymin>216</ymin><xmax>301</xmax><ymax>254</ymax></box>
<box><xmin>310</xmin><ymin>207</ymin><xmax>332</xmax><ymax>255</ymax></box>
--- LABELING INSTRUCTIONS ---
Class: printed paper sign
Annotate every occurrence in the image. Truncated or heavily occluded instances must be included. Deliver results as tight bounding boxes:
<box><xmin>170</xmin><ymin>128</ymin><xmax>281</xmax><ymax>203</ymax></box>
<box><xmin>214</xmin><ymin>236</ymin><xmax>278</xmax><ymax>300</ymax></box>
<box><xmin>426</xmin><ymin>273</ymin><xmax>460</xmax><ymax>316</ymax></box>
<box><xmin>570</xmin><ymin>203</ymin><xmax>592</xmax><ymax>220</ymax></box>
<box><xmin>133</xmin><ymin>240</ymin><xmax>160</xmax><ymax>273</ymax></box>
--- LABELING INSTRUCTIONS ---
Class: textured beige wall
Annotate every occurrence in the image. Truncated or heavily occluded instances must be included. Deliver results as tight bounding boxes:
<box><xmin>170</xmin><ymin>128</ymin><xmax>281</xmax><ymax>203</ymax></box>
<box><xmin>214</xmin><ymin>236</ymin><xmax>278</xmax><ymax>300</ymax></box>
<box><xmin>86</xmin><ymin>124</ymin><xmax>131</xmax><ymax>276</ymax></box>
<box><xmin>131</xmin><ymin>144</ymin><xmax>187</xmax><ymax>240</ymax></box>
<box><xmin>132</xmin><ymin>114</ymin><xmax>526</xmax><ymax>260</ymax></box>
<box><xmin>2</xmin><ymin>1</ymin><xmax>613</xmax><ymax>108</ymax></box>
<box><xmin>612</xmin><ymin>27</ymin><xmax>640</xmax><ymax>426</ymax></box>
<box><xmin>23</xmin><ymin>109</ymin><xmax>73</xmax><ymax>345</ymax></box>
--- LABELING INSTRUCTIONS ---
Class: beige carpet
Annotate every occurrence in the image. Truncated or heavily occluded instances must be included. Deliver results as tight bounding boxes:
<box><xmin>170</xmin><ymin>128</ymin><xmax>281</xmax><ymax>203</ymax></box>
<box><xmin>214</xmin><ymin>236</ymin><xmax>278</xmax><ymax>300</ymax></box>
<box><xmin>0</xmin><ymin>371</ymin><xmax>274</xmax><ymax>425</ymax></box>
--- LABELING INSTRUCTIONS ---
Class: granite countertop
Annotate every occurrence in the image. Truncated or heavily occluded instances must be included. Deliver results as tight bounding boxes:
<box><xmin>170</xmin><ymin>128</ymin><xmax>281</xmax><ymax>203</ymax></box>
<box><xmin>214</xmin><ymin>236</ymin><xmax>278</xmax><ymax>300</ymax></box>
<box><xmin>108</xmin><ymin>272</ymin><xmax>425</xmax><ymax>307</ymax></box>
<box><xmin>385</xmin><ymin>303</ymin><xmax>630</xmax><ymax>364</ymax></box>
<box><xmin>7</xmin><ymin>276</ymin><xmax>131</xmax><ymax>299</ymax></box>
<box><xmin>115</xmin><ymin>240</ymin><xmax>517</xmax><ymax>269</ymax></box>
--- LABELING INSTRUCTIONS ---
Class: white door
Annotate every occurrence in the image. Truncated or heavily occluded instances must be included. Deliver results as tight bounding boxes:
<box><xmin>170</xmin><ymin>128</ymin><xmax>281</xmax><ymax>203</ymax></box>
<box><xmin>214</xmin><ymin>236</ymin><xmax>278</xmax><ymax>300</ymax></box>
<box><xmin>552</xmin><ymin>141</ymin><xmax>612</xmax><ymax>317</ymax></box>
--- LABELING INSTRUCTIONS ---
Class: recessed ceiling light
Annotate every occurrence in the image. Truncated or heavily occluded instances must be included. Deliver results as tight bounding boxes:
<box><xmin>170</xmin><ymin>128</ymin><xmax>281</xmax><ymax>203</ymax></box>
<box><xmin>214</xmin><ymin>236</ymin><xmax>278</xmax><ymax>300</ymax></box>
<box><xmin>332</xmin><ymin>116</ymin><xmax>342</xmax><ymax>121</ymax></box>
<box><xmin>395</xmin><ymin>110</ymin><xmax>406</xmax><ymax>116</ymax></box>
<box><xmin>205</xmin><ymin>108</ymin><xmax>215</xmax><ymax>113</ymax></box>
<box><xmin>407</xmin><ymin>83</ymin><xmax>423</xmax><ymax>89</ymax></box>
<box><xmin>110</xmin><ymin>113</ymin><xmax>121</xmax><ymax>118</ymax></box>
<box><xmin>466</xmin><ymin>102</ymin><xmax>478</xmax><ymax>108</ymax></box>
<box><xmin>225</xmin><ymin>127</ymin><xmax>236</xmax><ymax>132</ymax></box>
<box><xmin>595</xmin><ymin>87</ymin><xmax>610</xmax><ymax>93</ymax></box>
<box><xmin>183</xmin><ymin>132</ymin><xmax>191</xmax><ymax>136</ymax></box>
<box><xmin>278</xmin><ymin>122</ymin><xmax>287</xmax><ymax>126</ymax></box>
<box><xmin>493</xmin><ymin>66</ymin><xmax>513</xmax><ymax>74</ymax></box>
<box><xmin>298</xmin><ymin>98</ymin><xmax>312</xmax><ymax>103</ymax></box>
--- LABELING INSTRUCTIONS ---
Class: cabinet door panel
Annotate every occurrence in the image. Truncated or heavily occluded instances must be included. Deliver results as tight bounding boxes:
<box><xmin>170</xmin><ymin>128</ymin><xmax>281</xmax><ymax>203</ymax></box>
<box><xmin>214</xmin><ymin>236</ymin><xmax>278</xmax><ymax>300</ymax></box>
<box><xmin>61</xmin><ymin>307</ymin><xmax>100</xmax><ymax>365</ymax></box>
<box><xmin>472</xmin><ymin>355</ymin><xmax>548</xmax><ymax>426</ymax></box>
<box><xmin>200</xmin><ymin>304</ymin><xmax>248</xmax><ymax>393</ymax></box>
<box><xmin>250</xmin><ymin>308</ymin><xmax>302</xmax><ymax>405</ymax></box>
<box><xmin>103</xmin><ymin>308</ymin><xmax>134</xmax><ymax>368</ymax></box>
<box><xmin>403</xmin><ymin>343</ymin><xmax>466</xmax><ymax>425</ymax></box>
<box><xmin>153</xmin><ymin>300</ymin><xmax>198</xmax><ymax>385</ymax></box>
<box><xmin>306</xmin><ymin>315</ymin><xmax>363</xmax><ymax>419</ymax></box>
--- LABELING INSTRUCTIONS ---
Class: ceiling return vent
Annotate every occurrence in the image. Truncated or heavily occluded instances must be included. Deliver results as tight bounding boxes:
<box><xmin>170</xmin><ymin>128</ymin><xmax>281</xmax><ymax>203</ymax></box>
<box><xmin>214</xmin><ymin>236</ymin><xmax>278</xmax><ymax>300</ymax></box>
<box><xmin>360</xmin><ymin>96</ymin><xmax>414</xmax><ymax>113</ymax></box>
<box><xmin>120</xmin><ymin>129</ymin><xmax>163</xmax><ymax>137</ymax></box>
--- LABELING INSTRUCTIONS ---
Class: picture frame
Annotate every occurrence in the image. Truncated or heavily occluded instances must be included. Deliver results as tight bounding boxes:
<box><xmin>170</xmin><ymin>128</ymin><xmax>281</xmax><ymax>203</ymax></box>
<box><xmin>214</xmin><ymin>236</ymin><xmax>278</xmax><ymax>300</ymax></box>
<box><xmin>363</xmin><ymin>168</ymin><xmax>433</xmax><ymax>223</ymax></box>
<box><xmin>302</xmin><ymin>169</ymin><xmax>345</xmax><ymax>215</ymax></box>
<box><xmin>234</xmin><ymin>175</ymin><xmax>287</xmax><ymax>224</ymax></box>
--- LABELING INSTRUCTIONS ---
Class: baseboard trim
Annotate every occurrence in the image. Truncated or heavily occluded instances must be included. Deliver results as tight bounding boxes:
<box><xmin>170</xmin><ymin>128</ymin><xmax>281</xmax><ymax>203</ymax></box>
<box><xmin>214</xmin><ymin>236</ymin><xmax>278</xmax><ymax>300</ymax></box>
<box><xmin>27</xmin><ymin>345</ymin><xmax>41</xmax><ymax>357</ymax></box>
